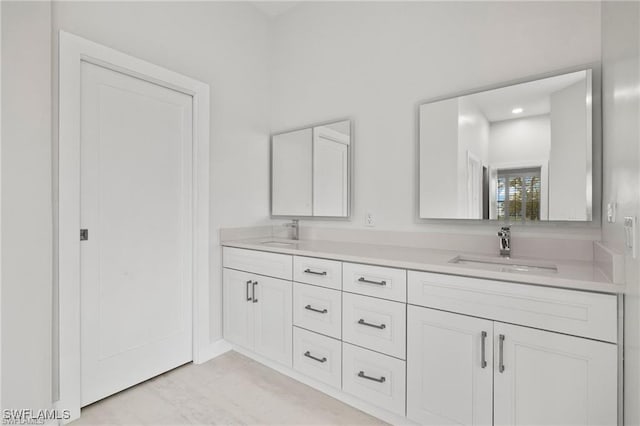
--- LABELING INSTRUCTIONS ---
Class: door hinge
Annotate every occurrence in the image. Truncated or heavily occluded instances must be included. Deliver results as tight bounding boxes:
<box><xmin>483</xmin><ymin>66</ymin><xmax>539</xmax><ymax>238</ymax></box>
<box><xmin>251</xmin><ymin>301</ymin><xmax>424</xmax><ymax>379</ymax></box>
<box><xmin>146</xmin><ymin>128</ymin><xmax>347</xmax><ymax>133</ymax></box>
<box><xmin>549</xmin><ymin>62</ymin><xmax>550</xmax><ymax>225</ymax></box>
<box><xmin>80</xmin><ymin>229</ymin><xmax>89</xmax><ymax>241</ymax></box>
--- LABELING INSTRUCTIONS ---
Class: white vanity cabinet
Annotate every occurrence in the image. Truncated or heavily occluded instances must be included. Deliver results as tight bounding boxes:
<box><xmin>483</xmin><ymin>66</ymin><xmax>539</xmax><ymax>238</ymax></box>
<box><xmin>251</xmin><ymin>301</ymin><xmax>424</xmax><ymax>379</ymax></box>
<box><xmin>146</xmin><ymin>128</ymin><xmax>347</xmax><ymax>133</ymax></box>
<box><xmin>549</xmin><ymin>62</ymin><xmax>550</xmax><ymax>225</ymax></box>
<box><xmin>342</xmin><ymin>342</ymin><xmax>407</xmax><ymax>416</ymax></box>
<box><xmin>293</xmin><ymin>282</ymin><xmax>342</xmax><ymax>339</ymax></box>
<box><xmin>407</xmin><ymin>306</ymin><xmax>494</xmax><ymax>425</ymax></box>
<box><xmin>407</xmin><ymin>271</ymin><xmax>619</xmax><ymax>426</ymax></box>
<box><xmin>493</xmin><ymin>322</ymin><xmax>617</xmax><ymax>426</ymax></box>
<box><xmin>293</xmin><ymin>327</ymin><xmax>342</xmax><ymax>388</ymax></box>
<box><xmin>222</xmin><ymin>245</ymin><xmax>620</xmax><ymax>426</ymax></box>
<box><xmin>342</xmin><ymin>292</ymin><xmax>406</xmax><ymax>359</ymax></box>
<box><xmin>223</xmin><ymin>252</ymin><xmax>293</xmax><ymax>367</ymax></box>
<box><xmin>223</xmin><ymin>268</ymin><xmax>255</xmax><ymax>349</ymax></box>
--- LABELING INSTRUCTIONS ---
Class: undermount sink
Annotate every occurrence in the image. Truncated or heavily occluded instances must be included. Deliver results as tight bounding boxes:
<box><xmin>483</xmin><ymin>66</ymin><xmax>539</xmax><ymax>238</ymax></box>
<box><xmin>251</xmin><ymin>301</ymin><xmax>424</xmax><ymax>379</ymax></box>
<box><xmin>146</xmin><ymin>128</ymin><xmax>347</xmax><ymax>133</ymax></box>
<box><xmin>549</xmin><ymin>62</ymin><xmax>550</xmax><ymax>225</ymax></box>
<box><xmin>449</xmin><ymin>255</ymin><xmax>558</xmax><ymax>274</ymax></box>
<box><xmin>259</xmin><ymin>240</ymin><xmax>297</xmax><ymax>247</ymax></box>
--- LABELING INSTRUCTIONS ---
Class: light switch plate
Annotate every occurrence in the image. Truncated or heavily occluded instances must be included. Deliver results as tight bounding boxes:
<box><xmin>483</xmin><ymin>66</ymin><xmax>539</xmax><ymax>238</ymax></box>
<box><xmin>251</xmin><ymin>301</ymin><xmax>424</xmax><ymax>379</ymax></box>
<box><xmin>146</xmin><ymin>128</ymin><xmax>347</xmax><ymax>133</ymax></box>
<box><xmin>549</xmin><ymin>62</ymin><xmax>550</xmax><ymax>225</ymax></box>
<box><xmin>607</xmin><ymin>203</ymin><xmax>616</xmax><ymax>223</ymax></box>
<box><xmin>624</xmin><ymin>216</ymin><xmax>637</xmax><ymax>259</ymax></box>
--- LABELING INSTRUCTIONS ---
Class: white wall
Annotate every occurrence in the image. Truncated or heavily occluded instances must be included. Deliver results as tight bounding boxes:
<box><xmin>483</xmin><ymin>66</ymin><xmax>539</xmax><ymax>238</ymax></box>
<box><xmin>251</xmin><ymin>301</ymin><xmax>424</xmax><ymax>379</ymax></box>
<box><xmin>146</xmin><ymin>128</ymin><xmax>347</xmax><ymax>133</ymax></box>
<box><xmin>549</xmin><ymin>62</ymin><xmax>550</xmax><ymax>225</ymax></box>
<box><xmin>1</xmin><ymin>0</ymin><xmax>52</xmax><ymax>411</ymax></box>
<box><xmin>549</xmin><ymin>80</ymin><xmax>589</xmax><ymax>220</ymax></box>
<box><xmin>270</xmin><ymin>1</ymin><xmax>601</xmax><ymax>237</ymax></box>
<box><xmin>488</xmin><ymin>115</ymin><xmax>551</xmax><ymax>166</ymax></box>
<box><xmin>0</xmin><ymin>0</ymin><xmax>609</xmax><ymax>412</ymax></box>
<box><xmin>458</xmin><ymin>98</ymin><xmax>490</xmax><ymax>167</ymax></box>
<box><xmin>601</xmin><ymin>2</ymin><xmax>640</xmax><ymax>425</ymax></box>
<box><xmin>419</xmin><ymin>99</ymin><xmax>459</xmax><ymax>218</ymax></box>
<box><xmin>420</xmin><ymin>97</ymin><xmax>490</xmax><ymax>219</ymax></box>
<box><xmin>457</xmin><ymin>97</ymin><xmax>489</xmax><ymax>218</ymax></box>
<box><xmin>488</xmin><ymin>115</ymin><xmax>550</xmax><ymax>220</ymax></box>
<box><xmin>51</xmin><ymin>0</ymin><xmax>272</xmax><ymax>393</ymax></box>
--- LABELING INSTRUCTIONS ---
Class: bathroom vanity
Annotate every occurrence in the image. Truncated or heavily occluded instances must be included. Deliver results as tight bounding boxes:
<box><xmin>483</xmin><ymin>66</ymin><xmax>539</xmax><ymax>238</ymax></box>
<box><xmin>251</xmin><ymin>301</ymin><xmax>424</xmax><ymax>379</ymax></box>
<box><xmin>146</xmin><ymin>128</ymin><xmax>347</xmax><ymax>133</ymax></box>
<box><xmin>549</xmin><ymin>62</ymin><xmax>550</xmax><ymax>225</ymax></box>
<box><xmin>221</xmin><ymin>239</ymin><xmax>621</xmax><ymax>425</ymax></box>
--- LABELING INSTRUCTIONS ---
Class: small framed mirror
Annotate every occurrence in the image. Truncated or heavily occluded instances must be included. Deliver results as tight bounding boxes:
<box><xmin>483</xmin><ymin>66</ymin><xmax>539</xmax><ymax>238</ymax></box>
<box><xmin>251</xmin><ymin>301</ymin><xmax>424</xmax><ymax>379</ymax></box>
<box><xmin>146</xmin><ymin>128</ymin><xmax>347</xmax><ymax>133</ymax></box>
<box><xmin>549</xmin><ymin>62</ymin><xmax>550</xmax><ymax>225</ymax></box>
<box><xmin>271</xmin><ymin>119</ymin><xmax>352</xmax><ymax>218</ymax></box>
<box><xmin>419</xmin><ymin>69</ymin><xmax>594</xmax><ymax>222</ymax></box>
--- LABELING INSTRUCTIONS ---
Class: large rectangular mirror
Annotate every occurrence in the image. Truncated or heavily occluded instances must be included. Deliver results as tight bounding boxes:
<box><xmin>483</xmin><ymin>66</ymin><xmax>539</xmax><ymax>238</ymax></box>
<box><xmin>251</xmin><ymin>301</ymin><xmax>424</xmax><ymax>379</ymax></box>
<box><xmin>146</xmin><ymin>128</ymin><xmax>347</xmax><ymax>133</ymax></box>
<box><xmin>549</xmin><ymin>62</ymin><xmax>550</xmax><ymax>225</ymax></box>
<box><xmin>272</xmin><ymin>120</ymin><xmax>352</xmax><ymax>218</ymax></box>
<box><xmin>419</xmin><ymin>69</ymin><xmax>593</xmax><ymax>222</ymax></box>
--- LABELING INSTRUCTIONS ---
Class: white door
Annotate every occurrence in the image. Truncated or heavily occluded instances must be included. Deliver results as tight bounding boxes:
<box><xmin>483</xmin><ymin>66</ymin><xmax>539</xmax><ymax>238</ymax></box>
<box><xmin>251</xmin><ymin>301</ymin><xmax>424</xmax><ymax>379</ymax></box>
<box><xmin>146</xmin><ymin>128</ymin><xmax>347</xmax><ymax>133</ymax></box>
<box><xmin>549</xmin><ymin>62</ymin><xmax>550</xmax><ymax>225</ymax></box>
<box><xmin>494</xmin><ymin>323</ymin><xmax>617</xmax><ymax>426</ymax></box>
<box><xmin>407</xmin><ymin>306</ymin><xmax>493</xmax><ymax>425</ymax></box>
<box><xmin>222</xmin><ymin>268</ymin><xmax>255</xmax><ymax>349</ymax></box>
<box><xmin>80</xmin><ymin>62</ymin><xmax>193</xmax><ymax>406</ymax></box>
<box><xmin>253</xmin><ymin>276</ymin><xmax>292</xmax><ymax>366</ymax></box>
<box><xmin>466</xmin><ymin>151</ymin><xmax>482</xmax><ymax>219</ymax></box>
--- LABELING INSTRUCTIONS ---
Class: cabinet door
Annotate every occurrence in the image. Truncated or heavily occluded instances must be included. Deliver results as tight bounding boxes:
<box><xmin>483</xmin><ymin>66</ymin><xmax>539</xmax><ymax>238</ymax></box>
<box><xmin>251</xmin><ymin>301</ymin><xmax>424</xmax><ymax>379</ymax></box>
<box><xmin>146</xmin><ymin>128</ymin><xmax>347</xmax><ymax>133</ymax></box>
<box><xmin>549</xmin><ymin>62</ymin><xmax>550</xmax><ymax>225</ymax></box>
<box><xmin>407</xmin><ymin>306</ymin><xmax>493</xmax><ymax>425</ymax></box>
<box><xmin>253</xmin><ymin>275</ymin><xmax>293</xmax><ymax>367</ymax></box>
<box><xmin>222</xmin><ymin>268</ymin><xmax>254</xmax><ymax>350</ymax></box>
<box><xmin>494</xmin><ymin>323</ymin><xmax>617</xmax><ymax>426</ymax></box>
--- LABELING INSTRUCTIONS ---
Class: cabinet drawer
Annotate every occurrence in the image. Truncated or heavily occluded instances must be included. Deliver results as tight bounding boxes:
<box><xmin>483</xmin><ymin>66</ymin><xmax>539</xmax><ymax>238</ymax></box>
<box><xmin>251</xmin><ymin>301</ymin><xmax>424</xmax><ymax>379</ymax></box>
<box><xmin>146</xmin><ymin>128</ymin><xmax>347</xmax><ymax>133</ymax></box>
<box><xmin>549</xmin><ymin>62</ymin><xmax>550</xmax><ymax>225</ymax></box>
<box><xmin>343</xmin><ymin>293</ymin><xmax>406</xmax><ymax>359</ymax></box>
<box><xmin>223</xmin><ymin>247</ymin><xmax>292</xmax><ymax>280</ymax></box>
<box><xmin>408</xmin><ymin>271</ymin><xmax>618</xmax><ymax>343</ymax></box>
<box><xmin>294</xmin><ymin>256</ymin><xmax>342</xmax><ymax>290</ymax></box>
<box><xmin>343</xmin><ymin>263</ymin><xmax>406</xmax><ymax>302</ymax></box>
<box><xmin>342</xmin><ymin>343</ymin><xmax>406</xmax><ymax>416</ymax></box>
<box><xmin>293</xmin><ymin>283</ymin><xmax>342</xmax><ymax>339</ymax></box>
<box><xmin>293</xmin><ymin>327</ymin><xmax>342</xmax><ymax>389</ymax></box>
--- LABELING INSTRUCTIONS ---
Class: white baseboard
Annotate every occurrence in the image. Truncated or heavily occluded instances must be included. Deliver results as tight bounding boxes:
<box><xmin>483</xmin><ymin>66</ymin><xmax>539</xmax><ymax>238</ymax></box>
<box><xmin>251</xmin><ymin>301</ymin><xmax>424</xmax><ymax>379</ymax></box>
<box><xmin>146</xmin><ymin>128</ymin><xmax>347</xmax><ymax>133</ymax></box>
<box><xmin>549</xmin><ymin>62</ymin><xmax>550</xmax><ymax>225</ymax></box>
<box><xmin>231</xmin><ymin>345</ymin><xmax>417</xmax><ymax>426</ymax></box>
<box><xmin>196</xmin><ymin>339</ymin><xmax>233</xmax><ymax>364</ymax></box>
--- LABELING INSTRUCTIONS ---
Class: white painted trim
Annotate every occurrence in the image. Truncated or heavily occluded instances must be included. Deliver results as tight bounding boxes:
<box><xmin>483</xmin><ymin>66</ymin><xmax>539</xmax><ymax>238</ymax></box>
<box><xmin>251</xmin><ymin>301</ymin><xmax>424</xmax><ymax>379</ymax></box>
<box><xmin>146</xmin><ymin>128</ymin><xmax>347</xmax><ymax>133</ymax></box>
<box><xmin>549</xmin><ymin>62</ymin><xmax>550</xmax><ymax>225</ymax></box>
<box><xmin>198</xmin><ymin>339</ymin><xmax>233</xmax><ymax>363</ymax></box>
<box><xmin>57</xmin><ymin>31</ymin><xmax>210</xmax><ymax>422</ymax></box>
<box><xmin>230</xmin><ymin>345</ymin><xmax>417</xmax><ymax>426</ymax></box>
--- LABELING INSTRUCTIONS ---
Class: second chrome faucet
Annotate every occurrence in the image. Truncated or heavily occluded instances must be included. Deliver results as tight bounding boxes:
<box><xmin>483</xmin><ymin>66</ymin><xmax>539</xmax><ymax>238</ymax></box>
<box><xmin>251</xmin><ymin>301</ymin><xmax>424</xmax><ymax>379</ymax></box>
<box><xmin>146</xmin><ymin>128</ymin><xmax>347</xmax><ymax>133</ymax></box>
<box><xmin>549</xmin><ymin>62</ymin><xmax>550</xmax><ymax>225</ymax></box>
<box><xmin>284</xmin><ymin>219</ymin><xmax>299</xmax><ymax>240</ymax></box>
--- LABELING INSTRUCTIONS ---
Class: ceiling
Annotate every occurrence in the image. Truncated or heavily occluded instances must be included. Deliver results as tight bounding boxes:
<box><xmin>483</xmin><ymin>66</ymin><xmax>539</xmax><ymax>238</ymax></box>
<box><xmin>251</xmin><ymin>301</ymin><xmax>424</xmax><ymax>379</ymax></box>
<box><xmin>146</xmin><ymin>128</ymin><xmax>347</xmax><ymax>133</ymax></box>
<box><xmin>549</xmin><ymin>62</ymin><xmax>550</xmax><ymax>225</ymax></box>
<box><xmin>468</xmin><ymin>70</ymin><xmax>588</xmax><ymax>122</ymax></box>
<box><xmin>250</xmin><ymin>1</ymin><xmax>299</xmax><ymax>18</ymax></box>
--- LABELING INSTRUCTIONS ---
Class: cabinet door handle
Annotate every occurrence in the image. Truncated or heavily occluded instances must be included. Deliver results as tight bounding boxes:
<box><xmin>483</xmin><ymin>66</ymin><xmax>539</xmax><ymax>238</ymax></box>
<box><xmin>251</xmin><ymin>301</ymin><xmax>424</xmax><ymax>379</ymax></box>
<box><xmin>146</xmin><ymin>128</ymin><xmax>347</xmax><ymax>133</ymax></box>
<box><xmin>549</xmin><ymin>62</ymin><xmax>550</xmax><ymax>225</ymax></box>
<box><xmin>304</xmin><ymin>305</ymin><xmax>328</xmax><ymax>314</ymax></box>
<box><xmin>304</xmin><ymin>351</ymin><xmax>327</xmax><ymax>363</ymax></box>
<box><xmin>304</xmin><ymin>268</ymin><xmax>327</xmax><ymax>276</ymax></box>
<box><xmin>481</xmin><ymin>331</ymin><xmax>487</xmax><ymax>368</ymax></box>
<box><xmin>357</xmin><ymin>277</ymin><xmax>386</xmax><ymax>286</ymax></box>
<box><xmin>358</xmin><ymin>318</ymin><xmax>386</xmax><ymax>329</ymax></box>
<box><xmin>358</xmin><ymin>371</ymin><xmax>386</xmax><ymax>383</ymax></box>
<box><xmin>246</xmin><ymin>280</ymin><xmax>253</xmax><ymax>301</ymax></box>
<box><xmin>499</xmin><ymin>334</ymin><xmax>505</xmax><ymax>373</ymax></box>
<box><xmin>252</xmin><ymin>281</ymin><xmax>258</xmax><ymax>303</ymax></box>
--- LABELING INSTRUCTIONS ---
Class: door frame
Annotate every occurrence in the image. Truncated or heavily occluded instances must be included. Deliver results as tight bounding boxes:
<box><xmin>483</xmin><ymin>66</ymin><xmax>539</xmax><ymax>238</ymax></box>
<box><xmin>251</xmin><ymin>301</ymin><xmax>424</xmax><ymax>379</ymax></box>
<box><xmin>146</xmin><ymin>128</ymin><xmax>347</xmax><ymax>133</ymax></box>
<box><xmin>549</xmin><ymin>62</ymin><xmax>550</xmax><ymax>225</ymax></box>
<box><xmin>58</xmin><ymin>31</ymin><xmax>210</xmax><ymax>421</ymax></box>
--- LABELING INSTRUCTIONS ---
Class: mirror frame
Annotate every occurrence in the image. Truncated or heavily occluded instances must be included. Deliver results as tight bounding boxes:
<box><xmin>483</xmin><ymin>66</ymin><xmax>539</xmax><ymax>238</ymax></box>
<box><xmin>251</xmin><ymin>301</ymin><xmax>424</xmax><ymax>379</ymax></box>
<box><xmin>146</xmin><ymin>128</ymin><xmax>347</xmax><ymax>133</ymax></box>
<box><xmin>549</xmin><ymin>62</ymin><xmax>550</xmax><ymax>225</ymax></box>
<box><xmin>416</xmin><ymin>63</ymin><xmax>601</xmax><ymax>225</ymax></box>
<box><xmin>270</xmin><ymin>118</ymin><xmax>354</xmax><ymax>220</ymax></box>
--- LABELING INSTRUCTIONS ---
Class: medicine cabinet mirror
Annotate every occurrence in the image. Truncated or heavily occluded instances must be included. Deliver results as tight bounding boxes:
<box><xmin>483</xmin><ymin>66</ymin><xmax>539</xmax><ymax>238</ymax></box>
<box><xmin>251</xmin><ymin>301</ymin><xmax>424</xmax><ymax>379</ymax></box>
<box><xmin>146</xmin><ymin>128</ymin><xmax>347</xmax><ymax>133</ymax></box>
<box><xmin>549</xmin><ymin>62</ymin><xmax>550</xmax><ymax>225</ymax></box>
<box><xmin>419</xmin><ymin>69</ymin><xmax>594</xmax><ymax>222</ymax></box>
<box><xmin>271</xmin><ymin>119</ymin><xmax>352</xmax><ymax>218</ymax></box>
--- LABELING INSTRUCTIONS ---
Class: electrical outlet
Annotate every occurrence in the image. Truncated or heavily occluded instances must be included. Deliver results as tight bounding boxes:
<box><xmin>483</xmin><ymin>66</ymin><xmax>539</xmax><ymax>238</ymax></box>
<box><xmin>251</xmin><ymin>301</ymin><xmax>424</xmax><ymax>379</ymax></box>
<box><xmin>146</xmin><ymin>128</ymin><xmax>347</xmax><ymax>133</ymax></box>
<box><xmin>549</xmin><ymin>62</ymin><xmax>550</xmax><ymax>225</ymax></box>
<box><xmin>365</xmin><ymin>212</ymin><xmax>375</xmax><ymax>227</ymax></box>
<box><xmin>624</xmin><ymin>216</ymin><xmax>637</xmax><ymax>259</ymax></box>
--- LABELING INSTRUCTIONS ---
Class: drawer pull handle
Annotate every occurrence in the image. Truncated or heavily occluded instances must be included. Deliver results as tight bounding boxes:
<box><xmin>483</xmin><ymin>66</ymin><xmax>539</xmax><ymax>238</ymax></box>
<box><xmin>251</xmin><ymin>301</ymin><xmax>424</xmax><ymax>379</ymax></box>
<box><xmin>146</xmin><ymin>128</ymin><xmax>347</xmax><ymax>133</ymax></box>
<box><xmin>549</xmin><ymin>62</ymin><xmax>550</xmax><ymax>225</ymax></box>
<box><xmin>252</xmin><ymin>281</ymin><xmax>258</xmax><ymax>303</ymax></box>
<box><xmin>305</xmin><ymin>304</ymin><xmax>328</xmax><ymax>314</ymax></box>
<box><xmin>304</xmin><ymin>268</ymin><xmax>327</xmax><ymax>276</ymax></box>
<box><xmin>358</xmin><ymin>319</ymin><xmax>386</xmax><ymax>329</ymax></box>
<box><xmin>304</xmin><ymin>351</ymin><xmax>327</xmax><ymax>363</ymax></box>
<box><xmin>358</xmin><ymin>277</ymin><xmax>386</xmax><ymax>286</ymax></box>
<box><xmin>481</xmin><ymin>331</ymin><xmax>487</xmax><ymax>368</ymax></box>
<box><xmin>358</xmin><ymin>371</ymin><xmax>386</xmax><ymax>383</ymax></box>
<box><xmin>499</xmin><ymin>334</ymin><xmax>505</xmax><ymax>373</ymax></box>
<box><xmin>246</xmin><ymin>280</ymin><xmax>253</xmax><ymax>301</ymax></box>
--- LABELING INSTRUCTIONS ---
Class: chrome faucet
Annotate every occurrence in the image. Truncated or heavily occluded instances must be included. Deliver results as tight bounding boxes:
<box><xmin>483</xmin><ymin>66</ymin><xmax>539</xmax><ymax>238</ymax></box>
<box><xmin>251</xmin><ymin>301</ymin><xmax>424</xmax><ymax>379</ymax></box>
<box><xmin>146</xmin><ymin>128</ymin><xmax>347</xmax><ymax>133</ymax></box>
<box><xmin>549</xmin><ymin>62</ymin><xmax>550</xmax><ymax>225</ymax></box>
<box><xmin>497</xmin><ymin>226</ymin><xmax>511</xmax><ymax>257</ymax></box>
<box><xmin>284</xmin><ymin>219</ymin><xmax>299</xmax><ymax>240</ymax></box>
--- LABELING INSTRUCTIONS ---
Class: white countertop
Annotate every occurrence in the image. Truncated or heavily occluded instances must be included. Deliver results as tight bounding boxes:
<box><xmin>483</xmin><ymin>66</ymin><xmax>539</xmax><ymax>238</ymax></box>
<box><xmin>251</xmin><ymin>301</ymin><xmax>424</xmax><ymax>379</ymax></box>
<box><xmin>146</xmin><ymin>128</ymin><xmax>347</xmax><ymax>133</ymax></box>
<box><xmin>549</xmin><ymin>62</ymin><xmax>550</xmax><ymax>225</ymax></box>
<box><xmin>222</xmin><ymin>238</ymin><xmax>624</xmax><ymax>294</ymax></box>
